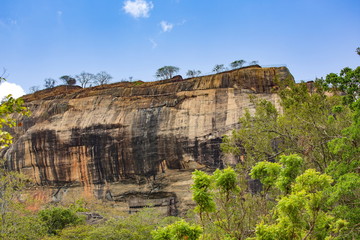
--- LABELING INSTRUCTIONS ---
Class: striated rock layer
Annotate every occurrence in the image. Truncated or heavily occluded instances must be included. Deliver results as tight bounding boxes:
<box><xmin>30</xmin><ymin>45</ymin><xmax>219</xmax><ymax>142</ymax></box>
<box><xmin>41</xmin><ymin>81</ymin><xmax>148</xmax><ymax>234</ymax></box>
<box><xmin>2</xmin><ymin>66</ymin><xmax>292</xmax><ymax>213</ymax></box>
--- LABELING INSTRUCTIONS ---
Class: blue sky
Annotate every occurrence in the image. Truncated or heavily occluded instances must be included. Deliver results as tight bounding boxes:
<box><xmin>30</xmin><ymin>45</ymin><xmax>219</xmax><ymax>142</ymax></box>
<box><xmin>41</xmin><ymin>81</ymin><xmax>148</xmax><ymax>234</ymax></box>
<box><xmin>0</xmin><ymin>0</ymin><xmax>359</xmax><ymax>97</ymax></box>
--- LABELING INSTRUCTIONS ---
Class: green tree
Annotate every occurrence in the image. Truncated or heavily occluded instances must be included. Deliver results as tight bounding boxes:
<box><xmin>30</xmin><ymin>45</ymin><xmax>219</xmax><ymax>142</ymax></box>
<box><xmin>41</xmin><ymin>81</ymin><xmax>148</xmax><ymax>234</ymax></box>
<box><xmin>249</xmin><ymin>61</ymin><xmax>259</xmax><ymax>66</ymax></box>
<box><xmin>221</xmin><ymin>66</ymin><xmax>360</xmax><ymax>238</ymax></box>
<box><xmin>230</xmin><ymin>60</ymin><xmax>246</xmax><ymax>69</ymax></box>
<box><xmin>38</xmin><ymin>206</ymin><xmax>85</xmax><ymax>235</ymax></box>
<box><xmin>59</xmin><ymin>75</ymin><xmax>76</xmax><ymax>86</ymax></box>
<box><xmin>0</xmin><ymin>78</ymin><xmax>41</xmax><ymax>239</ymax></box>
<box><xmin>186</xmin><ymin>70</ymin><xmax>202</xmax><ymax>78</ymax></box>
<box><xmin>0</xmin><ymin>95</ymin><xmax>29</xmax><ymax>148</ymax></box>
<box><xmin>152</xmin><ymin>220</ymin><xmax>202</xmax><ymax>240</ymax></box>
<box><xmin>251</xmin><ymin>166</ymin><xmax>348</xmax><ymax>240</ymax></box>
<box><xmin>156</xmin><ymin>66</ymin><xmax>180</xmax><ymax>80</ymax></box>
<box><xmin>222</xmin><ymin>80</ymin><xmax>352</xmax><ymax>172</ymax></box>
<box><xmin>356</xmin><ymin>47</ymin><xmax>360</xmax><ymax>56</ymax></box>
<box><xmin>212</xmin><ymin>64</ymin><xmax>225</xmax><ymax>73</ymax></box>
<box><xmin>48</xmin><ymin>208</ymin><xmax>180</xmax><ymax>240</ymax></box>
<box><xmin>324</xmin><ymin>66</ymin><xmax>360</xmax><ymax>105</ymax></box>
<box><xmin>249</xmin><ymin>161</ymin><xmax>281</xmax><ymax>192</ymax></box>
<box><xmin>191</xmin><ymin>170</ymin><xmax>216</xmax><ymax>219</ymax></box>
<box><xmin>191</xmin><ymin>168</ymin><xmax>269</xmax><ymax>239</ymax></box>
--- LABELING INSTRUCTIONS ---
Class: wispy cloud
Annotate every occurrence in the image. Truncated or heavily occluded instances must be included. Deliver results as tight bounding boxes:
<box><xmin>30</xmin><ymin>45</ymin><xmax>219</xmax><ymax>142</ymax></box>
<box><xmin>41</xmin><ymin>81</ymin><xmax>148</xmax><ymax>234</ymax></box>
<box><xmin>9</xmin><ymin>19</ymin><xmax>17</xmax><ymax>25</ymax></box>
<box><xmin>178</xmin><ymin>19</ymin><xmax>187</xmax><ymax>26</ymax></box>
<box><xmin>0</xmin><ymin>18</ymin><xmax>18</xmax><ymax>28</ymax></box>
<box><xmin>0</xmin><ymin>20</ymin><xmax>6</xmax><ymax>28</ymax></box>
<box><xmin>160</xmin><ymin>21</ymin><xmax>173</xmax><ymax>32</ymax></box>
<box><xmin>123</xmin><ymin>0</ymin><xmax>154</xmax><ymax>18</ymax></box>
<box><xmin>56</xmin><ymin>10</ymin><xmax>64</xmax><ymax>25</ymax></box>
<box><xmin>149</xmin><ymin>38</ymin><xmax>158</xmax><ymax>48</ymax></box>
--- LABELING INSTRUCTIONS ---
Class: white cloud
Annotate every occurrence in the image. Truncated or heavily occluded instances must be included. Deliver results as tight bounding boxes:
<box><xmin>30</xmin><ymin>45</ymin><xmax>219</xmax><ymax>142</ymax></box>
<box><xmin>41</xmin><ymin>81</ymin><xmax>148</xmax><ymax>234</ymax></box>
<box><xmin>160</xmin><ymin>21</ymin><xmax>173</xmax><ymax>32</ymax></box>
<box><xmin>123</xmin><ymin>0</ymin><xmax>154</xmax><ymax>18</ymax></box>
<box><xmin>0</xmin><ymin>82</ymin><xmax>26</xmax><ymax>100</ymax></box>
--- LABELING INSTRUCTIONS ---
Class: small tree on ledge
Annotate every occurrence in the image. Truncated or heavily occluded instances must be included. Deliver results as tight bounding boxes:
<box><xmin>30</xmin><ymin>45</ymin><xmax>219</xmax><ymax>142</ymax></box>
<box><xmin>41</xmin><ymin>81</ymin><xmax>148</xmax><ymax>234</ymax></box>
<box><xmin>230</xmin><ymin>60</ymin><xmax>246</xmax><ymax>69</ymax></box>
<box><xmin>186</xmin><ymin>69</ymin><xmax>201</xmax><ymax>78</ymax></box>
<box><xmin>60</xmin><ymin>75</ymin><xmax>76</xmax><ymax>86</ymax></box>
<box><xmin>155</xmin><ymin>66</ymin><xmax>180</xmax><ymax>80</ymax></box>
<box><xmin>212</xmin><ymin>64</ymin><xmax>226</xmax><ymax>73</ymax></box>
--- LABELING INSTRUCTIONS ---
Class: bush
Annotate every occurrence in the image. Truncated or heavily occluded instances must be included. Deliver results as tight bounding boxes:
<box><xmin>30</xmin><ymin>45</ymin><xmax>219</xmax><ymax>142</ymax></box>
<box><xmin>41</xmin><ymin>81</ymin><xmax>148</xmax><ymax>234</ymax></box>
<box><xmin>39</xmin><ymin>206</ymin><xmax>85</xmax><ymax>235</ymax></box>
<box><xmin>152</xmin><ymin>220</ymin><xmax>202</xmax><ymax>240</ymax></box>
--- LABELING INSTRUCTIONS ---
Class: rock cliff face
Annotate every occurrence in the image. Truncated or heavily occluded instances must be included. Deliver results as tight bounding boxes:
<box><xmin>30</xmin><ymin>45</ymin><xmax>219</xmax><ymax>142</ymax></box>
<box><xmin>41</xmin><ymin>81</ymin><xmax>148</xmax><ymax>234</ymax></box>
<box><xmin>2</xmin><ymin>66</ymin><xmax>292</xmax><ymax>214</ymax></box>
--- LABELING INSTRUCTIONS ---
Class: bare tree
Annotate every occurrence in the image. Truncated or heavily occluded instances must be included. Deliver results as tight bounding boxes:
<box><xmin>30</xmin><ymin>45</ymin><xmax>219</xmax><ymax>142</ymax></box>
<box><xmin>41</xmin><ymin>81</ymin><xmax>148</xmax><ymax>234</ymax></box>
<box><xmin>0</xmin><ymin>68</ymin><xmax>8</xmax><ymax>82</ymax></box>
<box><xmin>155</xmin><ymin>66</ymin><xmax>180</xmax><ymax>80</ymax></box>
<box><xmin>44</xmin><ymin>78</ymin><xmax>56</xmax><ymax>89</ymax></box>
<box><xmin>186</xmin><ymin>70</ymin><xmax>202</xmax><ymax>78</ymax></box>
<box><xmin>29</xmin><ymin>86</ymin><xmax>40</xmax><ymax>93</ymax></box>
<box><xmin>95</xmin><ymin>71</ymin><xmax>112</xmax><ymax>85</ymax></box>
<box><xmin>75</xmin><ymin>72</ymin><xmax>95</xmax><ymax>88</ymax></box>
<box><xmin>212</xmin><ymin>64</ymin><xmax>226</xmax><ymax>73</ymax></box>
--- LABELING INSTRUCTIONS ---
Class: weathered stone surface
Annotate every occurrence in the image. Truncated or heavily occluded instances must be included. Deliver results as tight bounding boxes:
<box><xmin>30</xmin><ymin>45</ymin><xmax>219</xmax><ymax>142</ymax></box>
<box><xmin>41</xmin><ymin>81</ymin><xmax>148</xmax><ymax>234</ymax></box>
<box><xmin>2</xmin><ymin>66</ymin><xmax>293</xmax><ymax>214</ymax></box>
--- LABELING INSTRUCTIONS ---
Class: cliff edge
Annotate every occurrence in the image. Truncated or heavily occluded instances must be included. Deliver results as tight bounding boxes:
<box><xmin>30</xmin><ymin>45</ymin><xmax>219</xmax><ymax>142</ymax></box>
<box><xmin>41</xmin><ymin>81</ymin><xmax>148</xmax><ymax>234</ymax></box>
<box><xmin>2</xmin><ymin>66</ymin><xmax>293</xmax><ymax>214</ymax></box>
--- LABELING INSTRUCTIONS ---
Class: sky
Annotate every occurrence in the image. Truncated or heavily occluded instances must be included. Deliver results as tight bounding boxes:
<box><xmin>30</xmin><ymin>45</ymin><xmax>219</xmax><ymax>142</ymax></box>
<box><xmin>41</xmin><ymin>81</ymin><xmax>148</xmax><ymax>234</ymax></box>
<box><xmin>0</xmin><ymin>0</ymin><xmax>359</xmax><ymax>98</ymax></box>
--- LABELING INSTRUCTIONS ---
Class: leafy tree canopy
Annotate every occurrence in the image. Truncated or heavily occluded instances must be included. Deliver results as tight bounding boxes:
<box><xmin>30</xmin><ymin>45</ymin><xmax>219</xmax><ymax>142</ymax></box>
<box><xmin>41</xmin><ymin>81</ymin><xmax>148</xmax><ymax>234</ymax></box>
<box><xmin>59</xmin><ymin>75</ymin><xmax>76</xmax><ymax>86</ymax></box>
<box><xmin>156</xmin><ymin>66</ymin><xmax>180</xmax><ymax>80</ymax></box>
<box><xmin>212</xmin><ymin>64</ymin><xmax>225</xmax><ymax>73</ymax></box>
<box><xmin>230</xmin><ymin>60</ymin><xmax>246</xmax><ymax>69</ymax></box>
<box><xmin>221</xmin><ymin>66</ymin><xmax>360</xmax><ymax>238</ymax></box>
<box><xmin>186</xmin><ymin>69</ymin><xmax>201</xmax><ymax>78</ymax></box>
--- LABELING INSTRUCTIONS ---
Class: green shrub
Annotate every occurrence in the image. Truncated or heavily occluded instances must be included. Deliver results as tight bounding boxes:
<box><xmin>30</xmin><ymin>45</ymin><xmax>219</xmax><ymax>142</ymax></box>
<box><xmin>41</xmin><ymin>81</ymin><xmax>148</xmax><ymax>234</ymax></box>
<box><xmin>152</xmin><ymin>220</ymin><xmax>202</xmax><ymax>240</ymax></box>
<box><xmin>132</xmin><ymin>80</ymin><xmax>144</xmax><ymax>86</ymax></box>
<box><xmin>39</xmin><ymin>206</ymin><xmax>85</xmax><ymax>235</ymax></box>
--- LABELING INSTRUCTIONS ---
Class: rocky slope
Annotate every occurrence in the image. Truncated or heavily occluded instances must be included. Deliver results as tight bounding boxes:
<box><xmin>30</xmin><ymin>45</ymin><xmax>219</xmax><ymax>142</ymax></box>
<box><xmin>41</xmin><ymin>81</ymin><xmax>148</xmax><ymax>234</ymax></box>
<box><xmin>2</xmin><ymin>65</ymin><xmax>292</xmax><ymax>214</ymax></box>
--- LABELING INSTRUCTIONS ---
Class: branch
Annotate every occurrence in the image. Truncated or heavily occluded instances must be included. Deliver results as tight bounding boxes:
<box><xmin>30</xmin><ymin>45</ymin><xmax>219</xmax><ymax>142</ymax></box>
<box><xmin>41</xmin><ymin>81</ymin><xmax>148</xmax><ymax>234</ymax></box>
<box><xmin>0</xmin><ymin>68</ymin><xmax>8</xmax><ymax>81</ymax></box>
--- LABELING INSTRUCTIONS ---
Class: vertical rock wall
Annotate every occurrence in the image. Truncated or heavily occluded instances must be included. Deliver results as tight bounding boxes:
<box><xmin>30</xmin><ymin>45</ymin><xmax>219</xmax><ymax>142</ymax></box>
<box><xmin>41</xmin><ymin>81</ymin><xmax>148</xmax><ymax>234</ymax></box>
<box><xmin>1</xmin><ymin>66</ymin><xmax>292</xmax><ymax>212</ymax></box>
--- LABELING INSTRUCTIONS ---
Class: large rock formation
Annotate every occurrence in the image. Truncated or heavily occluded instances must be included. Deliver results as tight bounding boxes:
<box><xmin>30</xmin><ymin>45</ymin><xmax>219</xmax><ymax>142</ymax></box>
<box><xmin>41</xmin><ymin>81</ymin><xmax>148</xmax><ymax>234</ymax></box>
<box><xmin>2</xmin><ymin>66</ymin><xmax>292</xmax><ymax>214</ymax></box>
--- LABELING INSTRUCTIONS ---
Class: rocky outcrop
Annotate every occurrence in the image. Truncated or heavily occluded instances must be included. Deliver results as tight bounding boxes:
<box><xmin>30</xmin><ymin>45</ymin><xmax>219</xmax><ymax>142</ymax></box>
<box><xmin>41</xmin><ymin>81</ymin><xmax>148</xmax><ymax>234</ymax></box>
<box><xmin>2</xmin><ymin>66</ymin><xmax>293</xmax><ymax>214</ymax></box>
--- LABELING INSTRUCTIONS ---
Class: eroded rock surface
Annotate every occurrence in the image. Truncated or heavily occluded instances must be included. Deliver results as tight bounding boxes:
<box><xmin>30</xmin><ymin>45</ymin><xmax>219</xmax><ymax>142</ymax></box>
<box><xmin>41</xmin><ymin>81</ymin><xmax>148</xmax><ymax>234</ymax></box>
<box><xmin>2</xmin><ymin>66</ymin><xmax>292</xmax><ymax>214</ymax></box>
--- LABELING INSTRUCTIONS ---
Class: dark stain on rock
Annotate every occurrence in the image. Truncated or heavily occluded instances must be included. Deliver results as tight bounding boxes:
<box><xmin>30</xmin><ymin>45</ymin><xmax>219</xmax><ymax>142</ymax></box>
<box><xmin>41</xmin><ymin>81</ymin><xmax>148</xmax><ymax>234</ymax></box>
<box><xmin>131</xmin><ymin>108</ymin><xmax>161</xmax><ymax>178</ymax></box>
<box><xmin>198</xmin><ymin>137</ymin><xmax>223</xmax><ymax>169</ymax></box>
<box><xmin>30</xmin><ymin>130</ymin><xmax>60</xmax><ymax>185</ymax></box>
<box><xmin>8</xmin><ymin>120</ymin><xmax>228</xmax><ymax>187</ymax></box>
<box><xmin>70</xmin><ymin>124</ymin><xmax>124</xmax><ymax>184</ymax></box>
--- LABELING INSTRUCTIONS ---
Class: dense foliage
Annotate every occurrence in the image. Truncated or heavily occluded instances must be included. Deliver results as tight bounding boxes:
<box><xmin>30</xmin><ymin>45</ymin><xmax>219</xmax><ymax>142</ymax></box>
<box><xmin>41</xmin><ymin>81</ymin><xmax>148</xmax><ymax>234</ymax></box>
<box><xmin>220</xmin><ymin>66</ymin><xmax>360</xmax><ymax>239</ymax></box>
<box><xmin>38</xmin><ymin>204</ymin><xmax>86</xmax><ymax>235</ymax></box>
<box><xmin>155</xmin><ymin>66</ymin><xmax>180</xmax><ymax>80</ymax></box>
